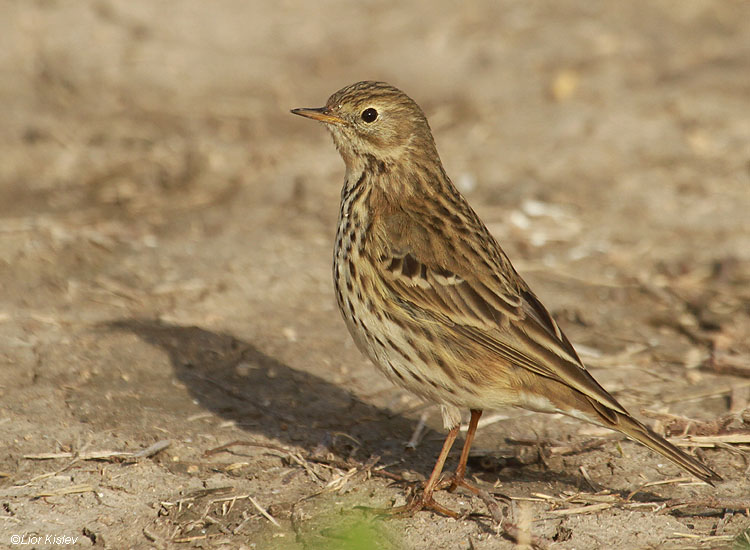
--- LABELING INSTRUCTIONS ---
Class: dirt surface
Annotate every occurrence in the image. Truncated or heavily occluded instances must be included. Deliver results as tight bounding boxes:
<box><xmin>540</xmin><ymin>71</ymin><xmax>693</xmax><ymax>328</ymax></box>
<box><xmin>2</xmin><ymin>1</ymin><xmax>750</xmax><ymax>549</ymax></box>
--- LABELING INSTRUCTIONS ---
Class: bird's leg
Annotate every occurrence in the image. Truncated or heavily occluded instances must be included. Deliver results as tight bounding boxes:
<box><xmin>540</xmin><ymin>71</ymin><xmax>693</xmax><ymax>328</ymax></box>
<box><xmin>445</xmin><ymin>409</ymin><xmax>483</xmax><ymax>494</ymax></box>
<box><xmin>411</xmin><ymin>423</ymin><xmax>461</xmax><ymax>516</ymax></box>
<box><xmin>440</xmin><ymin>410</ymin><xmax>511</xmax><ymax>524</ymax></box>
<box><xmin>363</xmin><ymin>424</ymin><xmax>461</xmax><ymax>518</ymax></box>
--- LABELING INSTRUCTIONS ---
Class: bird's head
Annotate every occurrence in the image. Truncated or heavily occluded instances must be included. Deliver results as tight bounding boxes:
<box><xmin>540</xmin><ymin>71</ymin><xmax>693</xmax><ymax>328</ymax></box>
<box><xmin>291</xmin><ymin>81</ymin><xmax>439</xmax><ymax>172</ymax></box>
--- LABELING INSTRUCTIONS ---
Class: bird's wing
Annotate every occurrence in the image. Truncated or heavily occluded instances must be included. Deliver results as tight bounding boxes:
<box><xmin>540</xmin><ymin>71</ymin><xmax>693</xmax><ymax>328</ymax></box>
<box><xmin>374</xmin><ymin>216</ymin><xmax>626</xmax><ymax>415</ymax></box>
<box><xmin>378</xmin><ymin>249</ymin><xmax>523</xmax><ymax>326</ymax></box>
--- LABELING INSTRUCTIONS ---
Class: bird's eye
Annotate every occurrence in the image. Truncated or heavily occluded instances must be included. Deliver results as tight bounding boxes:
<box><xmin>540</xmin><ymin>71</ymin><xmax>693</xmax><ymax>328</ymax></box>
<box><xmin>361</xmin><ymin>108</ymin><xmax>378</xmax><ymax>123</ymax></box>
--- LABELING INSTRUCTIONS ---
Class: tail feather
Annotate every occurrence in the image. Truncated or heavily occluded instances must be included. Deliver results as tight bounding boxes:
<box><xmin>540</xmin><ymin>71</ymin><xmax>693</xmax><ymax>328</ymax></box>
<box><xmin>608</xmin><ymin>408</ymin><xmax>721</xmax><ymax>485</ymax></box>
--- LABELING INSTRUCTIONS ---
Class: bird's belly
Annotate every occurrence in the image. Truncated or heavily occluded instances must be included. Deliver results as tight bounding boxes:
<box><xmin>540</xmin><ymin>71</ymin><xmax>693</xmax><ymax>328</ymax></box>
<box><xmin>333</xmin><ymin>241</ymin><xmax>522</xmax><ymax>411</ymax></box>
<box><xmin>334</xmin><ymin>269</ymin><xmax>484</xmax><ymax>407</ymax></box>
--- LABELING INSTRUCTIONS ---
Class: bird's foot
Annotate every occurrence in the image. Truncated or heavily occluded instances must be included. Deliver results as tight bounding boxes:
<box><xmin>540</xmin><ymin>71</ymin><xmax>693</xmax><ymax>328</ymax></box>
<box><xmin>442</xmin><ymin>473</ymin><xmax>482</xmax><ymax>495</ymax></box>
<box><xmin>355</xmin><ymin>482</ymin><xmax>461</xmax><ymax>518</ymax></box>
<box><xmin>439</xmin><ymin>474</ymin><xmax>509</xmax><ymax>523</ymax></box>
<box><xmin>435</xmin><ymin>467</ymin><xmax>487</xmax><ymax>497</ymax></box>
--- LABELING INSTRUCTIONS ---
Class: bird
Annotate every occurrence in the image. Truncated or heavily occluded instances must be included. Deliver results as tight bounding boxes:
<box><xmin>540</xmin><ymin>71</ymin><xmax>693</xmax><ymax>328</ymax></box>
<box><xmin>291</xmin><ymin>80</ymin><xmax>721</xmax><ymax>516</ymax></box>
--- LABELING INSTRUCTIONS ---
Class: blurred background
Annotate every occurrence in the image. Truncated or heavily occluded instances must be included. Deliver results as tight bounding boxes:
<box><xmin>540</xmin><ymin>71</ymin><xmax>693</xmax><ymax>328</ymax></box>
<box><xmin>1</xmin><ymin>1</ymin><xmax>749</xmax><ymax>548</ymax></box>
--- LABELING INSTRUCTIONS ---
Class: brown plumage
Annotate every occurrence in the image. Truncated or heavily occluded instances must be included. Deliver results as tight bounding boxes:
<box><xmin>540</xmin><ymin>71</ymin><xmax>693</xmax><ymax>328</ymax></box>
<box><xmin>291</xmin><ymin>81</ymin><xmax>720</xmax><ymax>516</ymax></box>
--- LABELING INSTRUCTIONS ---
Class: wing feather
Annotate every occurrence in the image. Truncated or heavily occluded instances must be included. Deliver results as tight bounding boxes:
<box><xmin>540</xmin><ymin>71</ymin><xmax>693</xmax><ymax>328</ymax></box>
<box><xmin>375</xmin><ymin>233</ymin><xmax>627</xmax><ymax>415</ymax></box>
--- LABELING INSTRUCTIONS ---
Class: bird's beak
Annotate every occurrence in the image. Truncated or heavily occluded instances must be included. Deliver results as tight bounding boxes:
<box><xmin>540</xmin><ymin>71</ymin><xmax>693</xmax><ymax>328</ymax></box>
<box><xmin>290</xmin><ymin>107</ymin><xmax>345</xmax><ymax>125</ymax></box>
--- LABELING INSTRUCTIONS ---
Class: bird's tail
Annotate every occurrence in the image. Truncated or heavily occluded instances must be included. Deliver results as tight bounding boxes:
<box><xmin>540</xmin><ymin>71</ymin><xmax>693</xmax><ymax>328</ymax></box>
<box><xmin>603</xmin><ymin>406</ymin><xmax>722</xmax><ymax>485</ymax></box>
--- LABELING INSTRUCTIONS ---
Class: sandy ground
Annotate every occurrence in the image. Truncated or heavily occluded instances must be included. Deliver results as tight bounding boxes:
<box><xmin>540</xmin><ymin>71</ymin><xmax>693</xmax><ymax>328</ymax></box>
<box><xmin>2</xmin><ymin>1</ymin><xmax>750</xmax><ymax>549</ymax></box>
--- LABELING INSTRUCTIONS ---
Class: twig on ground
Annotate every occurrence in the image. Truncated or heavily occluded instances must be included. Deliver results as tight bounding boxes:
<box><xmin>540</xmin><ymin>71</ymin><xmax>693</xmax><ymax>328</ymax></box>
<box><xmin>142</xmin><ymin>526</ymin><xmax>164</xmax><ymax>548</ymax></box>
<box><xmin>248</xmin><ymin>496</ymin><xmax>281</xmax><ymax>528</ymax></box>
<box><xmin>668</xmin><ymin>532</ymin><xmax>735</xmax><ymax>544</ymax></box>
<box><xmin>204</xmin><ymin>439</ymin><xmax>326</xmax><ymax>482</ymax></box>
<box><xmin>33</xmin><ymin>483</ymin><xmax>94</xmax><ymax>499</ymax></box>
<box><xmin>474</xmin><ymin>487</ymin><xmax>506</xmax><ymax>523</ymax></box>
<box><xmin>23</xmin><ymin>439</ymin><xmax>171</xmax><ymax>462</ymax></box>
<box><xmin>205</xmin><ymin>440</ymin><xmax>407</xmax><ymax>483</ymax></box>
<box><xmin>626</xmin><ymin>477</ymin><xmax>693</xmax><ymax>501</ymax></box>
<box><xmin>546</xmin><ymin>439</ymin><xmax>609</xmax><ymax>456</ymax></box>
<box><xmin>204</xmin><ymin>439</ymin><xmax>290</xmax><ymax>457</ymax></box>
<box><xmin>640</xmin><ymin>410</ymin><xmax>742</xmax><ymax>437</ymax></box>
<box><xmin>134</xmin><ymin>439</ymin><xmax>172</xmax><ymax>458</ymax></box>
<box><xmin>232</xmin><ymin>511</ymin><xmax>254</xmax><ymax>535</ymax></box>
<box><xmin>658</xmin><ymin>497</ymin><xmax>750</xmax><ymax>515</ymax></box>
<box><xmin>701</xmin><ymin>352</ymin><xmax>750</xmax><ymax>378</ymax></box>
<box><xmin>203</xmin><ymin>515</ymin><xmax>232</xmax><ymax>535</ymax></box>
<box><xmin>406</xmin><ymin>411</ymin><xmax>430</xmax><ymax>449</ymax></box>
<box><xmin>675</xmin><ymin>434</ymin><xmax>750</xmax><ymax>447</ymax></box>
<box><xmin>578</xmin><ymin>466</ymin><xmax>601</xmax><ymax>492</ymax></box>
<box><xmin>548</xmin><ymin>502</ymin><xmax>614</xmax><ymax>516</ymax></box>
<box><xmin>172</xmin><ymin>534</ymin><xmax>207</xmax><ymax>543</ymax></box>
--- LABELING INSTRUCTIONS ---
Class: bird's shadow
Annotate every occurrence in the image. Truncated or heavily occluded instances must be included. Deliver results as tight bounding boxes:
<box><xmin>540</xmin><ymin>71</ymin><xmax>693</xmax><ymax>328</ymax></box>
<box><xmin>104</xmin><ymin>318</ymin><xmax>597</xmax><ymax>494</ymax></box>
<box><xmin>105</xmin><ymin>319</ymin><xmax>422</xmax><ymax>465</ymax></box>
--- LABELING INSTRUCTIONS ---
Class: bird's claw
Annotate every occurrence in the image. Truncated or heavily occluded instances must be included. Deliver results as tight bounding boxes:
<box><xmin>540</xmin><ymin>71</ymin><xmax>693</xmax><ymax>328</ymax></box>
<box><xmin>355</xmin><ymin>488</ymin><xmax>461</xmax><ymax>519</ymax></box>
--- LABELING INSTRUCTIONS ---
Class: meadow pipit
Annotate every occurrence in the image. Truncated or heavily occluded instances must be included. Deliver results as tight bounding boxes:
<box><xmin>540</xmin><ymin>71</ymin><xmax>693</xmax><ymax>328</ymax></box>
<box><xmin>291</xmin><ymin>81</ymin><xmax>720</xmax><ymax>516</ymax></box>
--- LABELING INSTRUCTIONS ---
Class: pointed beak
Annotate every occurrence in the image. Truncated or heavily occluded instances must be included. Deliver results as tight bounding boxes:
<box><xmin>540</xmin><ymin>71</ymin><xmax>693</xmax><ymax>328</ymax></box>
<box><xmin>290</xmin><ymin>107</ymin><xmax>345</xmax><ymax>125</ymax></box>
